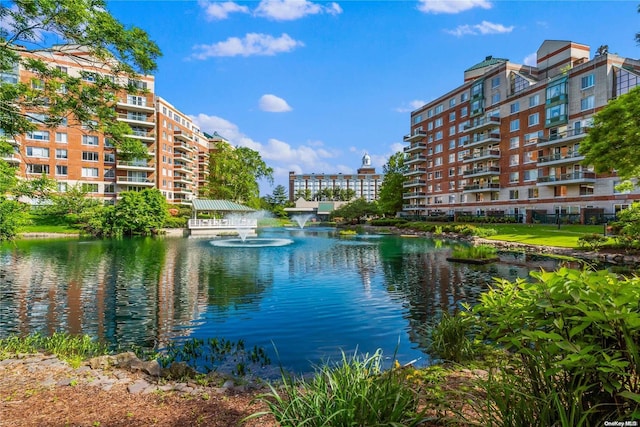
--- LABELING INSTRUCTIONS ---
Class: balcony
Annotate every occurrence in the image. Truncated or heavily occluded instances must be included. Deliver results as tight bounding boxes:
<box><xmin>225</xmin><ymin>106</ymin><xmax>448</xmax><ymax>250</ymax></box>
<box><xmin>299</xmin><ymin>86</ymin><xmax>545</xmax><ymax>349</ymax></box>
<box><xmin>174</xmin><ymin>142</ymin><xmax>194</xmax><ymax>152</ymax></box>
<box><xmin>1</xmin><ymin>153</ymin><xmax>21</xmax><ymax>164</ymax></box>
<box><xmin>403</xmin><ymin>179</ymin><xmax>426</xmax><ymax>188</ymax></box>
<box><xmin>462</xmin><ymin>149</ymin><xmax>500</xmax><ymax>163</ymax></box>
<box><xmin>403</xmin><ymin>204</ymin><xmax>427</xmax><ymax>211</ymax></box>
<box><xmin>116</xmin><ymin>100</ymin><xmax>155</xmax><ymax>113</ymax></box>
<box><xmin>175</xmin><ymin>153</ymin><xmax>195</xmax><ymax>163</ymax></box>
<box><xmin>116</xmin><ymin>176</ymin><xmax>155</xmax><ymax>186</ymax></box>
<box><xmin>405</xmin><ymin>154</ymin><xmax>427</xmax><ymax>165</ymax></box>
<box><xmin>403</xmin><ymin>192</ymin><xmax>426</xmax><ymax>199</ymax></box>
<box><xmin>403</xmin><ymin>130</ymin><xmax>427</xmax><ymax>142</ymax></box>
<box><xmin>464</xmin><ymin>116</ymin><xmax>501</xmax><ymax>133</ymax></box>
<box><xmin>116</xmin><ymin>160</ymin><xmax>155</xmax><ymax>171</ymax></box>
<box><xmin>174</xmin><ymin>185</ymin><xmax>193</xmax><ymax>194</ymax></box>
<box><xmin>117</xmin><ymin>113</ymin><xmax>155</xmax><ymax>128</ymax></box>
<box><xmin>174</xmin><ymin>130</ymin><xmax>193</xmax><ymax>143</ymax></box>
<box><xmin>465</xmin><ymin>132</ymin><xmax>500</xmax><ymax>149</ymax></box>
<box><xmin>174</xmin><ymin>162</ymin><xmax>194</xmax><ymax>173</ymax></box>
<box><xmin>537</xmin><ymin>171</ymin><xmax>596</xmax><ymax>186</ymax></box>
<box><xmin>537</xmin><ymin>127</ymin><xmax>588</xmax><ymax>148</ymax></box>
<box><xmin>174</xmin><ymin>175</ymin><xmax>193</xmax><ymax>184</ymax></box>
<box><xmin>463</xmin><ymin>183</ymin><xmax>500</xmax><ymax>193</ymax></box>
<box><xmin>537</xmin><ymin>151</ymin><xmax>585</xmax><ymax>166</ymax></box>
<box><xmin>125</xmin><ymin>130</ymin><xmax>155</xmax><ymax>142</ymax></box>
<box><xmin>405</xmin><ymin>167</ymin><xmax>427</xmax><ymax>176</ymax></box>
<box><xmin>404</xmin><ymin>142</ymin><xmax>427</xmax><ymax>153</ymax></box>
<box><xmin>463</xmin><ymin>166</ymin><xmax>500</xmax><ymax>178</ymax></box>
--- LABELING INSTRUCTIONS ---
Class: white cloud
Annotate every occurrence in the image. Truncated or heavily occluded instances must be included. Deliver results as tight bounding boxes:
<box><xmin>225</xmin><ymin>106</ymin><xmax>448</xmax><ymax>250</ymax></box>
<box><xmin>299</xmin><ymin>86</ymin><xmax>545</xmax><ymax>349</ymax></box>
<box><xmin>255</xmin><ymin>0</ymin><xmax>342</xmax><ymax>21</ymax></box>
<box><xmin>190</xmin><ymin>113</ymin><xmax>351</xmax><ymax>182</ymax></box>
<box><xmin>445</xmin><ymin>20</ymin><xmax>514</xmax><ymax>37</ymax></box>
<box><xmin>417</xmin><ymin>0</ymin><xmax>491</xmax><ymax>14</ymax></box>
<box><xmin>523</xmin><ymin>52</ymin><xmax>537</xmax><ymax>66</ymax></box>
<box><xmin>191</xmin><ymin>33</ymin><xmax>304</xmax><ymax>59</ymax></box>
<box><xmin>198</xmin><ymin>1</ymin><xmax>249</xmax><ymax>20</ymax></box>
<box><xmin>259</xmin><ymin>94</ymin><xmax>293</xmax><ymax>112</ymax></box>
<box><xmin>396</xmin><ymin>99</ymin><xmax>427</xmax><ymax>113</ymax></box>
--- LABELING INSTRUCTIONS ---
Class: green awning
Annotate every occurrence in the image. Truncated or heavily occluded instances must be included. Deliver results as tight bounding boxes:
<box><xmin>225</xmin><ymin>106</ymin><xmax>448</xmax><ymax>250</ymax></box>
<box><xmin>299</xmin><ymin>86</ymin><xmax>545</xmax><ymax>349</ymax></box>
<box><xmin>192</xmin><ymin>199</ymin><xmax>254</xmax><ymax>212</ymax></box>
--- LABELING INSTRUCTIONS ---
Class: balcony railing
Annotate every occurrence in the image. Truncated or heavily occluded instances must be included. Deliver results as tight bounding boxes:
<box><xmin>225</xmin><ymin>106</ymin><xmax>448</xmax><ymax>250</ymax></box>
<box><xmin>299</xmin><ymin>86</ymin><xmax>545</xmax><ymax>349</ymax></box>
<box><xmin>463</xmin><ymin>149</ymin><xmax>500</xmax><ymax>163</ymax></box>
<box><xmin>404</xmin><ymin>142</ymin><xmax>427</xmax><ymax>153</ymax></box>
<box><xmin>405</xmin><ymin>154</ymin><xmax>427</xmax><ymax>164</ymax></box>
<box><xmin>403</xmin><ymin>131</ymin><xmax>427</xmax><ymax>142</ymax></box>
<box><xmin>403</xmin><ymin>179</ymin><xmax>426</xmax><ymax>188</ymax></box>
<box><xmin>463</xmin><ymin>166</ymin><xmax>500</xmax><ymax>177</ymax></box>
<box><xmin>537</xmin><ymin>151</ymin><xmax>584</xmax><ymax>165</ymax></box>
<box><xmin>116</xmin><ymin>176</ymin><xmax>155</xmax><ymax>185</ymax></box>
<box><xmin>465</xmin><ymin>132</ymin><xmax>500</xmax><ymax>148</ymax></box>
<box><xmin>403</xmin><ymin>192</ymin><xmax>426</xmax><ymax>199</ymax></box>
<box><xmin>405</xmin><ymin>167</ymin><xmax>427</xmax><ymax>176</ymax></box>
<box><xmin>463</xmin><ymin>183</ymin><xmax>500</xmax><ymax>192</ymax></box>
<box><xmin>464</xmin><ymin>116</ymin><xmax>501</xmax><ymax>133</ymax></box>
<box><xmin>117</xmin><ymin>113</ymin><xmax>155</xmax><ymax>126</ymax></box>
<box><xmin>537</xmin><ymin>127</ymin><xmax>588</xmax><ymax>147</ymax></box>
<box><xmin>116</xmin><ymin>160</ymin><xmax>155</xmax><ymax>170</ymax></box>
<box><xmin>537</xmin><ymin>171</ymin><xmax>596</xmax><ymax>185</ymax></box>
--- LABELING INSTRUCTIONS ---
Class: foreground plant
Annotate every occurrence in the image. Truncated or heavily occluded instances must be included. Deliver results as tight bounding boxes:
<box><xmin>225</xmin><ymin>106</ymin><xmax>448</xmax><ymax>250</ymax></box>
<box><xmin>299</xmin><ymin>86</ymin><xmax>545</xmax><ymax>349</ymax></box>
<box><xmin>248</xmin><ymin>349</ymin><xmax>425</xmax><ymax>426</ymax></box>
<box><xmin>473</xmin><ymin>268</ymin><xmax>640</xmax><ymax>425</ymax></box>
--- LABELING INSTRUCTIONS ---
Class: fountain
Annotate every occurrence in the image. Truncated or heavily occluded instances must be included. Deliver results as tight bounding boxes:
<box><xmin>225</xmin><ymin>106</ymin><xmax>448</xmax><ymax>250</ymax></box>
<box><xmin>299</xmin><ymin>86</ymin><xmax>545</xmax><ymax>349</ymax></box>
<box><xmin>210</xmin><ymin>212</ymin><xmax>294</xmax><ymax>248</ymax></box>
<box><xmin>291</xmin><ymin>214</ymin><xmax>314</xmax><ymax>229</ymax></box>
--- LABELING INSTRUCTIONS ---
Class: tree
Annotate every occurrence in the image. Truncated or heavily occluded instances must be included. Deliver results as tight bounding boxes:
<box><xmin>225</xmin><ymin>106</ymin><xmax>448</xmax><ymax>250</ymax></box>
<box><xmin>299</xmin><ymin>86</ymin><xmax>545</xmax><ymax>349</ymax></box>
<box><xmin>0</xmin><ymin>0</ymin><xmax>161</xmax><ymax>240</ymax></box>
<box><xmin>79</xmin><ymin>188</ymin><xmax>168</xmax><ymax>237</ymax></box>
<box><xmin>580</xmin><ymin>87</ymin><xmax>640</xmax><ymax>184</ymax></box>
<box><xmin>294</xmin><ymin>189</ymin><xmax>312</xmax><ymax>201</ymax></box>
<box><xmin>270</xmin><ymin>185</ymin><xmax>288</xmax><ymax>206</ymax></box>
<box><xmin>330</xmin><ymin>198</ymin><xmax>380</xmax><ymax>224</ymax></box>
<box><xmin>206</xmin><ymin>141</ymin><xmax>273</xmax><ymax>208</ymax></box>
<box><xmin>377</xmin><ymin>151</ymin><xmax>407</xmax><ymax>216</ymax></box>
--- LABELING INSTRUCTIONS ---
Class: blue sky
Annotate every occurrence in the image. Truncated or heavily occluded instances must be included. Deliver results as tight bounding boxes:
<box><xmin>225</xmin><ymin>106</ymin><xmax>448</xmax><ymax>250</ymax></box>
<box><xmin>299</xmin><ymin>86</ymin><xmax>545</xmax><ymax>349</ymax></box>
<box><xmin>107</xmin><ymin>0</ymin><xmax>639</xmax><ymax>196</ymax></box>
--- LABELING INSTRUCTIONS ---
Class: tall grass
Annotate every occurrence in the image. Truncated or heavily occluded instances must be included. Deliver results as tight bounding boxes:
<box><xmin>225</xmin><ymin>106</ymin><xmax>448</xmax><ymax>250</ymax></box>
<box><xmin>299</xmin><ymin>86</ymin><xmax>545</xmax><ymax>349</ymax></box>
<box><xmin>248</xmin><ymin>349</ymin><xmax>425</xmax><ymax>426</ymax></box>
<box><xmin>451</xmin><ymin>244</ymin><xmax>497</xmax><ymax>260</ymax></box>
<box><xmin>0</xmin><ymin>332</ymin><xmax>108</xmax><ymax>367</ymax></box>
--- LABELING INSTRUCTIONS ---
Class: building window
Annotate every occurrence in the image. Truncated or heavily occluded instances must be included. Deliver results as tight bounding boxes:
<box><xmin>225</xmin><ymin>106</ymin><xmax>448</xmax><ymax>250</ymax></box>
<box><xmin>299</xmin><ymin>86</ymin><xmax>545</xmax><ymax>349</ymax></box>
<box><xmin>82</xmin><ymin>151</ymin><xmax>99</xmax><ymax>161</ymax></box>
<box><xmin>449</xmin><ymin>112</ymin><xmax>456</xmax><ymax>122</ymax></box>
<box><xmin>449</xmin><ymin>140</ymin><xmax>456</xmax><ymax>150</ymax></box>
<box><xmin>413</xmin><ymin>115</ymin><xmax>422</xmax><ymax>124</ymax></box>
<box><xmin>57</xmin><ymin>182</ymin><xmax>67</xmax><ymax>192</ymax></box>
<box><xmin>55</xmin><ymin>148</ymin><xmax>67</xmax><ymax>159</ymax></box>
<box><xmin>449</xmin><ymin>167</ymin><xmax>455</xmax><ymax>176</ymax></box>
<box><xmin>56</xmin><ymin>165</ymin><xmax>68</xmax><ymax>175</ymax></box>
<box><xmin>104</xmin><ymin>153</ymin><xmax>115</xmax><ymax>163</ymax></box>
<box><xmin>509</xmin><ymin>190</ymin><xmax>519</xmax><ymax>200</ymax></box>
<box><xmin>510</xmin><ymin>102</ymin><xmax>520</xmax><ymax>114</ymax></box>
<box><xmin>26</xmin><ymin>130</ymin><xmax>50</xmax><ymax>141</ymax></box>
<box><xmin>26</xmin><ymin>146</ymin><xmax>49</xmax><ymax>158</ymax></box>
<box><xmin>435</xmin><ymin>104</ymin><xmax>444</xmax><ymax>114</ymax></box>
<box><xmin>82</xmin><ymin>167</ymin><xmax>99</xmax><ymax>178</ymax></box>
<box><xmin>435</xmin><ymin>118</ymin><xmax>443</xmax><ymax>127</ymax></box>
<box><xmin>427</xmin><ymin>109</ymin><xmax>433</xmax><ymax>118</ymax></box>
<box><xmin>491</xmin><ymin>76</ymin><xmax>500</xmax><ymax>88</ymax></box>
<box><xmin>554</xmin><ymin>186</ymin><xmax>568</xmax><ymax>197</ymax></box>
<box><xmin>435</xmin><ymin>143</ymin><xmax>443</xmax><ymax>154</ymax></box>
<box><xmin>81</xmin><ymin>183</ymin><xmax>99</xmax><ymax>193</ymax></box>
<box><xmin>460</xmin><ymin>106</ymin><xmax>468</xmax><ymax>117</ymax></box>
<box><xmin>579</xmin><ymin>185</ymin><xmax>594</xmax><ymax>195</ymax></box>
<box><xmin>434</xmin><ymin>170</ymin><xmax>442</xmax><ymax>179</ymax></box>
<box><xmin>546</xmin><ymin>80</ymin><xmax>567</xmax><ymax>100</ymax></box>
<box><xmin>435</xmin><ymin>130</ymin><xmax>443</xmax><ymax>141</ymax></box>
<box><xmin>434</xmin><ymin>157</ymin><xmax>443</xmax><ymax>166</ymax></box>
<box><xmin>510</xmin><ymin>154</ymin><xmax>519</xmax><ymax>166</ymax></box>
<box><xmin>580</xmin><ymin>95</ymin><xmax>595</xmax><ymax>111</ymax></box>
<box><xmin>448</xmin><ymin>153</ymin><xmax>455</xmax><ymax>163</ymax></box>
<box><xmin>509</xmin><ymin>137</ymin><xmax>519</xmax><ymax>149</ymax></box>
<box><xmin>461</xmin><ymin>92</ymin><xmax>468</xmax><ymax>102</ymax></box>
<box><xmin>449</xmin><ymin>98</ymin><xmax>456</xmax><ymax>108</ymax></box>
<box><xmin>82</xmin><ymin>135</ymin><xmax>99</xmax><ymax>146</ymax></box>
<box><xmin>26</xmin><ymin>164</ymin><xmax>50</xmax><ymax>174</ymax></box>
<box><xmin>529</xmin><ymin>94</ymin><xmax>539</xmax><ymax>107</ymax></box>
<box><xmin>581</xmin><ymin>74</ymin><xmax>594</xmax><ymax>89</ymax></box>
<box><xmin>509</xmin><ymin>172</ymin><xmax>519</xmax><ymax>183</ymax></box>
<box><xmin>127</xmin><ymin>95</ymin><xmax>146</xmax><ymax>106</ymax></box>
<box><xmin>510</xmin><ymin>119</ymin><xmax>520</xmax><ymax>132</ymax></box>
<box><xmin>104</xmin><ymin>168</ymin><xmax>115</xmax><ymax>178</ymax></box>
<box><xmin>55</xmin><ymin>132</ymin><xmax>67</xmax><ymax>143</ymax></box>
<box><xmin>105</xmin><ymin>184</ymin><xmax>115</xmax><ymax>194</ymax></box>
<box><xmin>528</xmin><ymin>187</ymin><xmax>539</xmax><ymax>198</ymax></box>
<box><xmin>528</xmin><ymin>112</ymin><xmax>540</xmax><ymax>126</ymax></box>
<box><xmin>523</xmin><ymin>169</ymin><xmax>538</xmax><ymax>181</ymax></box>
<box><xmin>524</xmin><ymin>151</ymin><xmax>537</xmax><ymax>163</ymax></box>
<box><xmin>26</xmin><ymin>112</ymin><xmax>47</xmax><ymax>123</ymax></box>
<box><xmin>491</xmin><ymin>92</ymin><xmax>500</xmax><ymax>105</ymax></box>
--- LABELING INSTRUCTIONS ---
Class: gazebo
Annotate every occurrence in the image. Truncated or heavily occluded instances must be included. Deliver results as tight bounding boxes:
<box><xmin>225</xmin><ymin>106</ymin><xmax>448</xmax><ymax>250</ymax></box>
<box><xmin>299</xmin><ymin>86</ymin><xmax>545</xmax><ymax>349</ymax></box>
<box><xmin>188</xmin><ymin>199</ymin><xmax>257</xmax><ymax>237</ymax></box>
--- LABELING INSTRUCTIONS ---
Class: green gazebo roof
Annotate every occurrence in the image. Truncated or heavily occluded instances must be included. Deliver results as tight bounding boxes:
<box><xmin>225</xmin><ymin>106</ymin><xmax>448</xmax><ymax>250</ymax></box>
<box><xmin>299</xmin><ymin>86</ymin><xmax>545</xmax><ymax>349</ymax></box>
<box><xmin>192</xmin><ymin>199</ymin><xmax>254</xmax><ymax>212</ymax></box>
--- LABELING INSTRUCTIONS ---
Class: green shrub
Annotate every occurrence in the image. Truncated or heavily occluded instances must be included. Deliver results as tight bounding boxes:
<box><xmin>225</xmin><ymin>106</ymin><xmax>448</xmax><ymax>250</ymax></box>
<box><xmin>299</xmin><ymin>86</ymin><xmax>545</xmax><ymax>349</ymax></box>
<box><xmin>163</xmin><ymin>216</ymin><xmax>187</xmax><ymax>228</ymax></box>
<box><xmin>473</xmin><ymin>268</ymin><xmax>640</xmax><ymax>424</ymax></box>
<box><xmin>369</xmin><ymin>218</ymin><xmax>408</xmax><ymax>227</ymax></box>
<box><xmin>451</xmin><ymin>244</ymin><xmax>497</xmax><ymax>260</ymax></box>
<box><xmin>577</xmin><ymin>233</ymin><xmax>608</xmax><ymax>251</ymax></box>
<box><xmin>249</xmin><ymin>350</ymin><xmax>425</xmax><ymax>426</ymax></box>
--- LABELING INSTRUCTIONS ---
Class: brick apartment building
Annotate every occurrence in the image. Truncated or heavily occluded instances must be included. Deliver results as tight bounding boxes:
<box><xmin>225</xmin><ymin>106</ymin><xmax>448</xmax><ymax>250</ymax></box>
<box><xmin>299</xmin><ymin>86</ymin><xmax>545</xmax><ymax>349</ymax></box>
<box><xmin>1</xmin><ymin>45</ymin><xmax>217</xmax><ymax>205</ymax></box>
<box><xmin>403</xmin><ymin>40</ymin><xmax>640</xmax><ymax>223</ymax></box>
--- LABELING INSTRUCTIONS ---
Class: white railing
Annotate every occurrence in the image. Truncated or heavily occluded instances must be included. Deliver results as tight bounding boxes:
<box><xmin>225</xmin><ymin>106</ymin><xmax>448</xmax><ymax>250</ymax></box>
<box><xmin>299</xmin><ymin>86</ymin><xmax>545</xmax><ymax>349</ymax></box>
<box><xmin>188</xmin><ymin>218</ymin><xmax>258</xmax><ymax>229</ymax></box>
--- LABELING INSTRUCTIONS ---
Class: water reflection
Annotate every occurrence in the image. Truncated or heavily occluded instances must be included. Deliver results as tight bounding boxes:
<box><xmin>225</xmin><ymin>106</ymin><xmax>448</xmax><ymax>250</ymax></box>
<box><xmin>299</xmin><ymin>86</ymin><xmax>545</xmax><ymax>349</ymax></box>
<box><xmin>0</xmin><ymin>232</ymin><xmax>565</xmax><ymax>373</ymax></box>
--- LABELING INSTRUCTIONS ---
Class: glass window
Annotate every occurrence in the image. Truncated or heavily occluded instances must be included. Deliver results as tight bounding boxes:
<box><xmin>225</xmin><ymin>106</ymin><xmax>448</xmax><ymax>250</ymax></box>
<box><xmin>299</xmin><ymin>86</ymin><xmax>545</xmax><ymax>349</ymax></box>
<box><xmin>491</xmin><ymin>92</ymin><xmax>500</xmax><ymax>104</ymax></box>
<box><xmin>491</xmin><ymin>77</ymin><xmax>500</xmax><ymax>88</ymax></box>
<box><xmin>82</xmin><ymin>167</ymin><xmax>99</xmax><ymax>178</ymax></box>
<box><xmin>509</xmin><ymin>172</ymin><xmax>519</xmax><ymax>183</ymax></box>
<box><xmin>26</xmin><ymin>130</ymin><xmax>50</xmax><ymax>141</ymax></box>
<box><xmin>510</xmin><ymin>154</ymin><xmax>519</xmax><ymax>166</ymax></box>
<box><xmin>510</xmin><ymin>119</ymin><xmax>520</xmax><ymax>132</ymax></box>
<box><xmin>104</xmin><ymin>153</ymin><xmax>115</xmax><ymax>163</ymax></box>
<box><xmin>509</xmin><ymin>137</ymin><xmax>519</xmax><ymax>149</ymax></box>
<box><xmin>581</xmin><ymin>74</ymin><xmax>594</xmax><ymax>89</ymax></box>
<box><xmin>82</xmin><ymin>151</ymin><xmax>99</xmax><ymax>161</ymax></box>
<box><xmin>56</xmin><ymin>165</ymin><xmax>68</xmax><ymax>175</ymax></box>
<box><xmin>26</xmin><ymin>146</ymin><xmax>49</xmax><ymax>158</ymax></box>
<box><xmin>460</xmin><ymin>106</ymin><xmax>468</xmax><ymax>117</ymax></box>
<box><xmin>435</xmin><ymin>118</ymin><xmax>443</xmax><ymax>127</ymax></box>
<box><xmin>461</xmin><ymin>92</ymin><xmax>468</xmax><ymax>102</ymax></box>
<box><xmin>509</xmin><ymin>189</ymin><xmax>519</xmax><ymax>199</ymax></box>
<box><xmin>413</xmin><ymin>115</ymin><xmax>422</xmax><ymax>124</ymax></box>
<box><xmin>449</xmin><ymin>126</ymin><xmax>456</xmax><ymax>136</ymax></box>
<box><xmin>55</xmin><ymin>132</ymin><xmax>67</xmax><ymax>143</ymax></box>
<box><xmin>581</xmin><ymin>95</ymin><xmax>595</xmax><ymax>111</ymax></box>
<box><xmin>510</xmin><ymin>102</ymin><xmax>520</xmax><ymax>114</ymax></box>
<box><xmin>528</xmin><ymin>187</ymin><xmax>539</xmax><ymax>198</ymax></box>
<box><xmin>529</xmin><ymin>94</ymin><xmax>539</xmax><ymax>107</ymax></box>
<box><xmin>55</xmin><ymin>149</ymin><xmax>67</xmax><ymax>159</ymax></box>
<box><xmin>435</xmin><ymin>130</ymin><xmax>443</xmax><ymax>140</ymax></box>
<box><xmin>528</xmin><ymin>113</ymin><xmax>539</xmax><ymax>126</ymax></box>
<box><xmin>26</xmin><ymin>164</ymin><xmax>50</xmax><ymax>174</ymax></box>
<box><xmin>449</xmin><ymin>111</ymin><xmax>456</xmax><ymax>121</ymax></box>
<box><xmin>81</xmin><ymin>183</ymin><xmax>99</xmax><ymax>193</ymax></box>
<box><xmin>82</xmin><ymin>135</ymin><xmax>99</xmax><ymax>146</ymax></box>
<box><xmin>449</xmin><ymin>98</ymin><xmax>456</xmax><ymax>108</ymax></box>
<box><xmin>435</xmin><ymin>104</ymin><xmax>444</xmax><ymax>114</ymax></box>
<box><xmin>524</xmin><ymin>170</ymin><xmax>538</xmax><ymax>181</ymax></box>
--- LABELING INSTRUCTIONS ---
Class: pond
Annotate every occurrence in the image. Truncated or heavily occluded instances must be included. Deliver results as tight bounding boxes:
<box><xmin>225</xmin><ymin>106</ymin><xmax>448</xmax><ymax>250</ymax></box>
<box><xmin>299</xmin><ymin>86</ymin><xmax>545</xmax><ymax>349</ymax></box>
<box><xmin>0</xmin><ymin>228</ymin><xmax>566</xmax><ymax>375</ymax></box>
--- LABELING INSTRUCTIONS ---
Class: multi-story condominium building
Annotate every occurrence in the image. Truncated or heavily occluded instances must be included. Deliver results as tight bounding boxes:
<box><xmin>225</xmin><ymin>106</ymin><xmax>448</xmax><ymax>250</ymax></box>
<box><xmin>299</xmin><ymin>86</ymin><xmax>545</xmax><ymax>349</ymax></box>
<box><xmin>1</xmin><ymin>45</ymin><xmax>214</xmax><ymax>205</ymax></box>
<box><xmin>403</xmin><ymin>40</ymin><xmax>640</xmax><ymax>222</ymax></box>
<box><xmin>289</xmin><ymin>153</ymin><xmax>382</xmax><ymax>202</ymax></box>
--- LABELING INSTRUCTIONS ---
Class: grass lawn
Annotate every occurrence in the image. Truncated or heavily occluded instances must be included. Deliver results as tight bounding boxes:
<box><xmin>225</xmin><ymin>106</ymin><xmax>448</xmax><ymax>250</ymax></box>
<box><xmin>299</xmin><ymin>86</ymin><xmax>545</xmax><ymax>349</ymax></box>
<box><xmin>481</xmin><ymin>223</ymin><xmax>608</xmax><ymax>248</ymax></box>
<box><xmin>19</xmin><ymin>213</ymin><xmax>81</xmax><ymax>235</ymax></box>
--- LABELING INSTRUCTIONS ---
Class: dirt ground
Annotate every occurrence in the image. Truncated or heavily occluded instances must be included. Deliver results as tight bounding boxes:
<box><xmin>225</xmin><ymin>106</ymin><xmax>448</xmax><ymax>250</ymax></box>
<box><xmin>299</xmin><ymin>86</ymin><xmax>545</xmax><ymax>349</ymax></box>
<box><xmin>0</xmin><ymin>355</ymin><xmax>276</xmax><ymax>427</ymax></box>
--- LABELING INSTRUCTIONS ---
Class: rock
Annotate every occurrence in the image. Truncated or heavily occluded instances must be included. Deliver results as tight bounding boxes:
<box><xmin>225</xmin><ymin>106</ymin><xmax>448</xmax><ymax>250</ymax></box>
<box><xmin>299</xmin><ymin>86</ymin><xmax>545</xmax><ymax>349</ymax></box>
<box><xmin>115</xmin><ymin>352</ymin><xmax>141</xmax><ymax>369</ymax></box>
<box><xmin>161</xmin><ymin>362</ymin><xmax>197</xmax><ymax>380</ymax></box>
<box><xmin>141</xmin><ymin>360</ymin><xmax>161</xmax><ymax>377</ymax></box>
<box><xmin>127</xmin><ymin>379</ymin><xmax>150</xmax><ymax>394</ymax></box>
<box><xmin>87</xmin><ymin>355</ymin><xmax>113</xmax><ymax>370</ymax></box>
<box><xmin>222</xmin><ymin>380</ymin><xmax>235</xmax><ymax>389</ymax></box>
